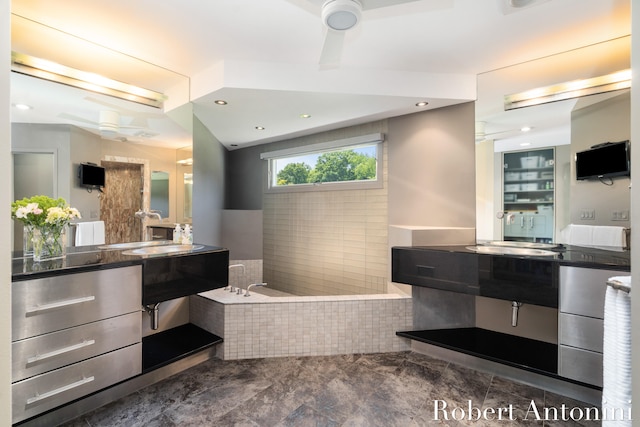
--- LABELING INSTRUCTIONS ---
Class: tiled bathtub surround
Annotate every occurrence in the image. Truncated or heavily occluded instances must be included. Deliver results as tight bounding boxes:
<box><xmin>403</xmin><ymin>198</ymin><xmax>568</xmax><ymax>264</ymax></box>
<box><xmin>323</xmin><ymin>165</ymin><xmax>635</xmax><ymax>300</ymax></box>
<box><xmin>191</xmin><ymin>288</ymin><xmax>412</xmax><ymax>360</ymax></box>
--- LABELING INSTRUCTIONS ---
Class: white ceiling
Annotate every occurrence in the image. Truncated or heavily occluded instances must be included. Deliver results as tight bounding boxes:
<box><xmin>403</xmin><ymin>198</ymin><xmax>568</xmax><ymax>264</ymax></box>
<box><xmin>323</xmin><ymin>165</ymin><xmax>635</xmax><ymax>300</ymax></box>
<box><xmin>9</xmin><ymin>0</ymin><xmax>631</xmax><ymax>150</ymax></box>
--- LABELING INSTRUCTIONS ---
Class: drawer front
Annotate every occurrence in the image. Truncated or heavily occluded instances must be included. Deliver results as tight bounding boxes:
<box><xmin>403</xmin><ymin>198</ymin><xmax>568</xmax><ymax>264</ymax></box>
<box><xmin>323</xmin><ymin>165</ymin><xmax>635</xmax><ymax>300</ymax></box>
<box><xmin>12</xmin><ymin>343</ymin><xmax>141</xmax><ymax>424</ymax></box>
<box><xmin>559</xmin><ymin>266</ymin><xmax>624</xmax><ymax>318</ymax></box>
<box><xmin>13</xmin><ymin>312</ymin><xmax>141</xmax><ymax>382</ymax></box>
<box><xmin>558</xmin><ymin>313</ymin><xmax>603</xmax><ymax>353</ymax></box>
<box><xmin>12</xmin><ymin>266</ymin><xmax>142</xmax><ymax>341</ymax></box>
<box><xmin>391</xmin><ymin>248</ymin><xmax>479</xmax><ymax>294</ymax></box>
<box><xmin>558</xmin><ymin>345</ymin><xmax>602</xmax><ymax>387</ymax></box>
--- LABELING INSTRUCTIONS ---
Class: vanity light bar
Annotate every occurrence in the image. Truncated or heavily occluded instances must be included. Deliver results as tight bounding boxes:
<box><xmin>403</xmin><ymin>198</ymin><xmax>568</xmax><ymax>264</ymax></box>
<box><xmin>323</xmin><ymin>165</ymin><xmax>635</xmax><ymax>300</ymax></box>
<box><xmin>11</xmin><ymin>52</ymin><xmax>167</xmax><ymax>109</ymax></box>
<box><xmin>504</xmin><ymin>69</ymin><xmax>631</xmax><ymax>111</ymax></box>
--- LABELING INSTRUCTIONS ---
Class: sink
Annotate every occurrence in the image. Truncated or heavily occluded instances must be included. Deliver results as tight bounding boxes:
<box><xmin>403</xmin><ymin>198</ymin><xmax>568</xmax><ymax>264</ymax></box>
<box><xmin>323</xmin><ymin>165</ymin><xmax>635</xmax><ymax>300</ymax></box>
<box><xmin>482</xmin><ymin>241</ymin><xmax>561</xmax><ymax>250</ymax></box>
<box><xmin>122</xmin><ymin>244</ymin><xmax>204</xmax><ymax>256</ymax></box>
<box><xmin>99</xmin><ymin>240</ymin><xmax>174</xmax><ymax>250</ymax></box>
<box><xmin>466</xmin><ymin>246</ymin><xmax>556</xmax><ymax>256</ymax></box>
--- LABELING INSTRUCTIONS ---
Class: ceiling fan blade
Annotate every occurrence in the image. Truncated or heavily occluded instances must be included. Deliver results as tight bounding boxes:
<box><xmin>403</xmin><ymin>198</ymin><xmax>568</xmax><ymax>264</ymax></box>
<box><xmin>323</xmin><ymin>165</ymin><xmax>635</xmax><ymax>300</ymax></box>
<box><xmin>58</xmin><ymin>112</ymin><xmax>99</xmax><ymax>126</ymax></box>
<box><xmin>361</xmin><ymin>0</ymin><xmax>422</xmax><ymax>10</ymax></box>
<box><xmin>319</xmin><ymin>28</ymin><xmax>345</xmax><ymax>68</ymax></box>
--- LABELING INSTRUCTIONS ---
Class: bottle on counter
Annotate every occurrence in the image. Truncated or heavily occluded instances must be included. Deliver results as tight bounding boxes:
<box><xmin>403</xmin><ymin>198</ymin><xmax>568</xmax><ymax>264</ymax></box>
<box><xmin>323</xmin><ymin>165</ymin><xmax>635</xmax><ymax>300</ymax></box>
<box><xmin>182</xmin><ymin>224</ymin><xmax>193</xmax><ymax>245</ymax></box>
<box><xmin>173</xmin><ymin>224</ymin><xmax>182</xmax><ymax>243</ymax></box>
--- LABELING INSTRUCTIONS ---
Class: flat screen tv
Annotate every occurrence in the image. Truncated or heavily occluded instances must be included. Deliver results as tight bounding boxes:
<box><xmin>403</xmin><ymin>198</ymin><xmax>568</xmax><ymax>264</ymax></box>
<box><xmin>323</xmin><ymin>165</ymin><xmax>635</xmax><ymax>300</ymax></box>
<box><xmin>575</xmin><ymin>140</ymin><xmax>630</xmax><ymax>181</ymax></box>
<box><xmin>79</xmin><ymin>163</ymin><xmax>105</xmax><ymax>188</ymax></box>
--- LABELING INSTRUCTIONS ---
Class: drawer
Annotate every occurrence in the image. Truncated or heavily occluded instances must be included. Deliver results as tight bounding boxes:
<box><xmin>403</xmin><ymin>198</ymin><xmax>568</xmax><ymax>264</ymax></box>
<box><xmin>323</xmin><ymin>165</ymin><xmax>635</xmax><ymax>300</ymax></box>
<box><xmin>13</xmin><ymin>266</ymin><xmax>142</xmax><ymax>341</ymax></box>
<box><xmin>559</xmin><ymin>266</ymin><xmax>625</xmax><ymax>318</ymax></box>
<box><xmin>558</xmin><ymin>345</ymin><xmax>602</xmax><ymax>387</ymax></box>
<box><xmin>558</xmin><ymin>312</ymin><xmax>603</xmax><ymax>353</ymax></box>
<box><xmin>12</xmin><ymin>343</ymin><xmax>141</xmax><ymax>424</ymax></box>
<box><xmin>392</xmin><ymin>248</ymin><xmax>479</xmax><ymax>294</ymax></box>
<box><xmin>13</xmin><ymin>312</ymin><xmax>141</xmax><ymax>382</ymax></box>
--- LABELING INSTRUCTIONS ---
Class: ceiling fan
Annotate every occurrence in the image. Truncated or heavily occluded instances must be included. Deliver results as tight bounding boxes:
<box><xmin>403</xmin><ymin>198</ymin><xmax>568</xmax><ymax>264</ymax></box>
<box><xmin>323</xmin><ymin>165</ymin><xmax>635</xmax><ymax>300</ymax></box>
<box><xmin>314</xmin><ymin>0</ymin><xmax>427</xmax><ymax>67</ymax></box>
<box><xmin>59</xmin><ymin>110</ymin><xmax>157</xmax><ymax>141</ymax></box>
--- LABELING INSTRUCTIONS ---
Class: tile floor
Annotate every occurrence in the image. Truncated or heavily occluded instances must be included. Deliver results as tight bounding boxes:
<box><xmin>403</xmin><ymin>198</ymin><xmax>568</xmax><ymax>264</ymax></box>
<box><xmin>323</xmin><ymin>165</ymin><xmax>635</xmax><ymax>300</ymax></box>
<box><xmin>61</xmin><ymin>351</ymin><xmax>600</xmax><ymax>427</ymax></box>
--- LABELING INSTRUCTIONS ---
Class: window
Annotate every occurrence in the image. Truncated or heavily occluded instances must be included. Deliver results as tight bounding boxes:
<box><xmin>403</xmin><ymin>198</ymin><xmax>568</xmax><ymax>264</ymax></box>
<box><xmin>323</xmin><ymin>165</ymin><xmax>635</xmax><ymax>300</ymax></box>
<box><xmin>261</xmin><ymin>133</ymin><xmax>384</xmax><ymax>192</ymax></box>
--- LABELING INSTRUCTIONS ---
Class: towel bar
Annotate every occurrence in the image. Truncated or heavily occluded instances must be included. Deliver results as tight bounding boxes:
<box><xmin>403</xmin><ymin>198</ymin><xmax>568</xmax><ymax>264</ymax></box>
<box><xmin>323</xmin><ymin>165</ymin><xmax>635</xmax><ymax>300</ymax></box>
<box><xmin>606</xmin><ymin>278</ymin><xmax>631</xmax><ymax>294</ymax></box>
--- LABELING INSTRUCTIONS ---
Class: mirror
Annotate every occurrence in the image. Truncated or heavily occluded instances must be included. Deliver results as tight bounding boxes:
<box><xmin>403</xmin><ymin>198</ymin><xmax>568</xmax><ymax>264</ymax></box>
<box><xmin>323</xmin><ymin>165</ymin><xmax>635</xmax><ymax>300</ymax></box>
<box><xmin>150</xmin><ymin>171</ymin><xmax>170</xmax><ymax>218</ymax></box>
<box><xmin>475</xmin><ymin>36</ymin><xmax>631</xmax><ymax>243</ymax></box>
<box><xmin>176</xmin><ymin>147</ymin><xmax>193</xmax><ymax>223</ymax></box>
<box><xmin>10</xmin><ymin>15</ymin><xmax>193</xmax><ymax>244</ymax></box>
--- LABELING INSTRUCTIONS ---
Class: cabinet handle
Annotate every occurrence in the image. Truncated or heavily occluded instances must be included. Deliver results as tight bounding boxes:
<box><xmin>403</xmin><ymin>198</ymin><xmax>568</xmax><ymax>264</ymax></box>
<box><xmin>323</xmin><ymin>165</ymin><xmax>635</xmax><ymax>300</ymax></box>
<box><xmin>520</xmin><ymin>216</ymin><xmax>525</xmax><ymax>228</ymax></box>
<box><xmin>26</xmin><ymin>376</ymin><xmax>95</xmax><ymax>405</ymax></box>
<box><xmin>529</xmin><ymin>217</ymin><xmax>534</xmax><ymax>229</ymax></box>
<box><xmin>26</xmin><ymin>339</ymin><xmax>96</xmax><ymax>364</ymax></box>
<box><xmin>26</xmin><ymin>296</ymin><xmax>96</xmax><ymax>315</ymax></box>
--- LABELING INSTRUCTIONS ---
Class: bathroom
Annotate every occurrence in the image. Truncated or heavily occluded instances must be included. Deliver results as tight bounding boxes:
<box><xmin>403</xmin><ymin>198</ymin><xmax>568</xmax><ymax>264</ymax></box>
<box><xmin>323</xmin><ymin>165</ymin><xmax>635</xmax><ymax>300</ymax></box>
<box><xmin>3</xmin><ymin>1</ymin><xmax>638</xmax><ymax>425</ymax></box>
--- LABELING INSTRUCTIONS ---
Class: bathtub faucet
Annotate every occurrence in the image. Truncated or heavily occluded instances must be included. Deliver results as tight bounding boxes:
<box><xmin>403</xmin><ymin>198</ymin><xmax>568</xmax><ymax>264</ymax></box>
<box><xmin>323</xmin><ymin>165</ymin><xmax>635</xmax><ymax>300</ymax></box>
<box><xmin>245</xmin><ymin>283</ymin><xmax>267</xmax><ymax>297</ymax></box>
<box><xmin>226</xmin><ymin>264</ymin><xmax>246</xmax><ymax>292</ymax></box>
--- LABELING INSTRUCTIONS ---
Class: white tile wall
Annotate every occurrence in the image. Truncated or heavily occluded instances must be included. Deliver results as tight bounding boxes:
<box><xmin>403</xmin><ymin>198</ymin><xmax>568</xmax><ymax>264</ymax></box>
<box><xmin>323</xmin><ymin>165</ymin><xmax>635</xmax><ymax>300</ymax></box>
<box><xmin>191</xmin><ymin>289</ymin><xmax>412</xmax><ymax>360</ymax></box>
<box><xmin>263</xmin><ymin>128</ymin><xmax>389</xmax><ymax>296</ymax></box>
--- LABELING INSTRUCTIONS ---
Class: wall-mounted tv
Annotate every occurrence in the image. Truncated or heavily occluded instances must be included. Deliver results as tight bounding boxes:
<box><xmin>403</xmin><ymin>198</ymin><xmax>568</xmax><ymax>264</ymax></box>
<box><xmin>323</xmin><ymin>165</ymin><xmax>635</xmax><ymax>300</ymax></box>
<box><xmin>575</xmin><ymin>140</ymin><xmax>630</xmax><ymax>181</ymax></box>
<box><xmin>78</xmin><ymin>163</ymin><xmax>106</xmax><ymax>188</ymax></box>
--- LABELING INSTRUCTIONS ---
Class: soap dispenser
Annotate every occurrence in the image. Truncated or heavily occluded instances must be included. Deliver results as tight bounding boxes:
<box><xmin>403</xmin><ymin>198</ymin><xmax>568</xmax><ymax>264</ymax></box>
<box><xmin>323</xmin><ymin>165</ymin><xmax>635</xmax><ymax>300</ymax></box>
<box><xmin>182</xmin><ymin>224</ymin><xmax>193</xmax><ymax>245</ymax></box>
<box><xmin>173</xmin><ymin>224</ymin><xmax>182</xmax><ymax>243</ymax></box>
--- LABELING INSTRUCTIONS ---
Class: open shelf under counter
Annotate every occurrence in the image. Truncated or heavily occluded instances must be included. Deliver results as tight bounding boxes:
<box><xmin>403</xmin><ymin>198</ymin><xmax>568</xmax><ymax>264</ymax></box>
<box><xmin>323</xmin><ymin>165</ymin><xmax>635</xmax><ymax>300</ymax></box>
<box><xmin>143</xmin><ymin>323</ymin><xmax>222</xmax><ymax>373</ymax></box>
<box><xmin>397</xmin><ymin>327</ymin><xmax>577</xmax><ymax>384</ymax></box>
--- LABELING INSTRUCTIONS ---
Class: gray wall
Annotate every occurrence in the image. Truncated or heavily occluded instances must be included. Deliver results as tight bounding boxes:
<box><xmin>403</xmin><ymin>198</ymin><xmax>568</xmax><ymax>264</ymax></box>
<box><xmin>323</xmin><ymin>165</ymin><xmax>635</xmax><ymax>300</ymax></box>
<box><xmin>388</xmin><ymin>102</ymin><xmax>476</xmax><ymax>227</ymax></box>
<box><xmin>193</xmin><ymin>116</ymin><xmax>227</xmax><ymax>246</ymax></box>
<box><xmin>570</xmin><ymin>91</ymin><xmax>631</xmax><ymax>226</ymax></box>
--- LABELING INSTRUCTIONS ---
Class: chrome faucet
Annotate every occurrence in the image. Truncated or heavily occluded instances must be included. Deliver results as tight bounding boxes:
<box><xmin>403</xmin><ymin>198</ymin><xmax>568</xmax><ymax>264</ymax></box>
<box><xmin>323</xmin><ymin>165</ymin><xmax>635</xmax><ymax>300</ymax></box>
<box><xmin>245</xmin><ymin>282</ymin><xmax>267</xmax><ymax>297</ymax></box>
<box><xmin>226</xmin><ymin>264</ymin><xmax>246</xmax><ymax>292</ymax></box>
<box><xmin>135</xmin><ymin>210</ymin><xmax>162</xmax><ymax>221</ymax></box>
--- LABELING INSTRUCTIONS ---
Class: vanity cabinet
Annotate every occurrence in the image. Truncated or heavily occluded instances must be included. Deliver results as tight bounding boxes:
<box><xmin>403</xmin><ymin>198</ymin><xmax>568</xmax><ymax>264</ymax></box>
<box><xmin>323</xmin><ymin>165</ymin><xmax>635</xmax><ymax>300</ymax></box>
<box><xmin>11</xmin><ymin>266</ymin><xmax>142</xmax><ymax>424</ymax></box>
<box><xmin>503</xmin><ymin>148</ymin><xmax>555</xmax><ymax>243</ymax></box>
<box><xmin>558</xmin><ymin>266</ymin><xmax>625</xmax><ymax>387</ymax></box>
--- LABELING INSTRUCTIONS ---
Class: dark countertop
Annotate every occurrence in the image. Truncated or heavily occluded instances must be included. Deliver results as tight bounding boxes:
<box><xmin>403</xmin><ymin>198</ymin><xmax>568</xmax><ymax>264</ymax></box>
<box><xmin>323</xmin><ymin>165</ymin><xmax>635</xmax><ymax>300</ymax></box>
<box><xmin>394</xmin><ymin>244</ymin><xmax>630</xmax><ymax>271</ymax></box>
<box><xmin>12</xmin><ymin>243</ymin><xmax>228</xmax><ymax>281</ymax></box>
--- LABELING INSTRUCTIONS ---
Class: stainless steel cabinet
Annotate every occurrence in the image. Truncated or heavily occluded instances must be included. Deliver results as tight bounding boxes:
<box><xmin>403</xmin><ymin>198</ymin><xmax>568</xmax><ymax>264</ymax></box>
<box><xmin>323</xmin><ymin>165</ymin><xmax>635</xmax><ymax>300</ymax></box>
<box><xmin>558</xmin><ymin>266</ymin><xmax>624</xmax><ymax>387</ymax></box>
<box><xmin>11</xmin><ymin>266</ymin><xmax>142</xmax><ymax>424</ymax></box>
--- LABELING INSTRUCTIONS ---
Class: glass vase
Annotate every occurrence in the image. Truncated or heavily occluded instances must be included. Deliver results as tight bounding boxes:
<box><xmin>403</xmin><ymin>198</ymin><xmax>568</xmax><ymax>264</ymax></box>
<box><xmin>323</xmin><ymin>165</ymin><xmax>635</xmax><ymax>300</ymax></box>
<box><xmin>33</xmin><ymin>226</ymin><xmax>67</xmax><ymax>262</ymax></box>
<box><xmin>23</xmin><ymin>224</ymin><xmax>35</xmax><ymax>256</ymax></box>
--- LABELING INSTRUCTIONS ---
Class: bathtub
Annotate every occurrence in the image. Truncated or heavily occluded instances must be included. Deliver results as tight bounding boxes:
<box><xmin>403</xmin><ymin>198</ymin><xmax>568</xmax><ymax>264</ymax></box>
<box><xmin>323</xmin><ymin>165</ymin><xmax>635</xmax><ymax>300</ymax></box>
<box><xmin>191</xmin><ymin>287</ymin><xmax>413</xmax><ymax>360</ymax></box>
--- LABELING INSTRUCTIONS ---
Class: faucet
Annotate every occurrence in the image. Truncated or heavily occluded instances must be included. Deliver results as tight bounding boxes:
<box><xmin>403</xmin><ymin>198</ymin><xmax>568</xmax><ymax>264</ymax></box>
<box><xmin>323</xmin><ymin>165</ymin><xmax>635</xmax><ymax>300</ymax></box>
<box><xmin>135</xmin><ymin>210</ymin><xmax>162</xmax><ymax>221</ymax></box>
<box><xmin>245</xmin><ymin>282</ymin><xmax>267</xmax><ymax>297</ymax></box>
<box><xmin>226</xmin><ymin>264</ymin><xmax>246</xmax><ymax>292</ymax></box>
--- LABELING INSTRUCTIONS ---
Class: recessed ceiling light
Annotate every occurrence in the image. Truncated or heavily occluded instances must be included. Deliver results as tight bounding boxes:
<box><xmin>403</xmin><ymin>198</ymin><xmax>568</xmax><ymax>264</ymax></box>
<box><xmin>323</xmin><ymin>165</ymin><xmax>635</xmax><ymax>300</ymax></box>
<box><xmin>14</xmin><ymin>103</ymin><xmax>32</xmax><ymax>110</ymax></box>
<box><xmin>415</xmin><ymin>101</ymin><xmax>428</xmax><ymax>107</ymax></box>
<box><xmin>520</xmin><ymin>142</ymin><xmax>531</xmax><ymax>147</ymax></box>
<box><xmin>214</xmin><ymin>100</ymin><xmax>228</xmax><ymax>105</ymax></box>
<box><xmin>255</xmin><ymin>126</ymin><xmax>265</xmax><ymax>130</ymax></box>
<box><xmin>230</xmin><ymin>144</ymin><xmax>238</xmax><ymax>147</ymax></box>
<box><xmin>521</xmin><ymin>126</ymin><xmax>532</xmax><ymax>132</ymax></box>
<box><xmin>300</xmin><ymin>114</ymin><xmax>311</xmax><ymax>119</ymax></box>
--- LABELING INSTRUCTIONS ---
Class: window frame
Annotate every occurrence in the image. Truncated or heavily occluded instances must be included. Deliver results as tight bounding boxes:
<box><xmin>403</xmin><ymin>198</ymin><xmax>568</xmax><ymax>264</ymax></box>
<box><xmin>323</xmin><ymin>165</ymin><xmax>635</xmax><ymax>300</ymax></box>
<box><xmin>261</xmin><ymin>133</ymin><xmax>384</xmax><ymax>193</ymax></box>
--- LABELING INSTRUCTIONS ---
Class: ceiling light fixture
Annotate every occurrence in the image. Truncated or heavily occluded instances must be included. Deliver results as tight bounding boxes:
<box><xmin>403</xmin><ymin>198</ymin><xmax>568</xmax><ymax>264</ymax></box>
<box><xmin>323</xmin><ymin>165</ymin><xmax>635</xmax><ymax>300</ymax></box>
<box><xmin>214</xmin><ymin>100</ymin><xmax>228</xmax><ymax>105</ymax></box>
<box><xmin>415</xmin><ymin>101</ymin><xmax>429</xmax><ymax>107</ymax></box>
<box><xmin>520</xmin><ymin>142</ymin><xmax>531</xmax><ymax>147</ymax></box>
<box><xmin>504</xmin><ymin>69</ymin><xmax>631</xmax><ymax>111</ymax></box>
<box><xmin>300</xmin><ymin>114</ymin><xmax>311</xmax><ymax>119</ymax></box>
<box><xmin>322</xmin><ymin>0</ymin><xmax>362</xmax><ymax>31</ymax></box>
<box><xmin>255</xmin><ymin>126</ymin><xmax>265</xmax><ymax>130</ymax></box>
<box><xmin>177</xmin><ymin>158</ymin><xmax>193</xmax><ymax>166</ymax></box>
<box><xmin>520</xmin><ymin>126</ymin><xmax>532</xmax><ymax>132</ymax></box>
<box><xmin>11</xmin><ymin>52</ymin><xmax>166</xmax><ymax>109</ymax></box>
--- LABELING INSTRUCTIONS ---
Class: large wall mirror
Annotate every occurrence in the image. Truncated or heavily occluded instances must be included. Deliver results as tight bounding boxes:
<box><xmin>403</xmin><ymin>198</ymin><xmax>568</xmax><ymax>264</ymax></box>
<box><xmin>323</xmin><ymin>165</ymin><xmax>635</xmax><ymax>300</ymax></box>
<box><xmin>475</xmin><ymin>36</ymin><xmax>631</xmax><ymax>243</ymax></box>
<box><xmin>10</xmin><ymin>14</ymin><xmax>193</xmax><ymax>247</ymax></box>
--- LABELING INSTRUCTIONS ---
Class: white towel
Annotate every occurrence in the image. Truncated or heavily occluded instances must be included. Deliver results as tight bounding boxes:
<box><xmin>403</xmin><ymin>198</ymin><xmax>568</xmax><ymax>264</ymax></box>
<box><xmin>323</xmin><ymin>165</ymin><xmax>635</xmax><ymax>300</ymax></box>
<box><xmin>75</xmin><ymin>221</ymin><xmax>106</xmax><ymax>246</ymax></box>
<box><xmin>563</xmin><ymin>224</ymin><xmax>594</xmax><ymax>246</ymax></box>
<box><xmin>592</xmin><ymin>226</ymin><xmax>626</xmax><ymax>249</ymax></box>
<box><xmin>93</xmin><ymin>221</ymin><xmax>105</xmax><ymax>245</ymax></box>
<box><xmin>75</xmin><ymin>222</ymin><xmax>95</xmax><ymax>246</ymax></box>
<box><xmin>602</xmin><ymin>275</ymin><xmax>631</xmax><ymax>426</ymax></box>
